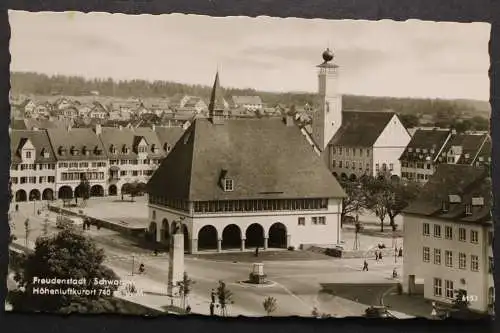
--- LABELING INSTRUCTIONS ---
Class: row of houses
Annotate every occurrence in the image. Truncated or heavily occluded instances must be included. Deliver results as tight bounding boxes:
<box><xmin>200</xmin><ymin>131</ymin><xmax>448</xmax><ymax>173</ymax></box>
<box><xmin>9</xmin><ymin>123</ymin><xmax>184</xmax><ymax>203</ymax></box>
<box><xmin>11</xmin><ymin>93</ymin><xmax>269</xmax><ymax>122</ymax></box>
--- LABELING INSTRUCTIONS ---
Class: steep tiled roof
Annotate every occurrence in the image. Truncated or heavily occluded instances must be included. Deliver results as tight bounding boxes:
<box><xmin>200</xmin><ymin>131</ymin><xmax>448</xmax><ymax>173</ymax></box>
<box><xmin>328</xmin><ymin>111</ymin><xmax>396</xmax><ymax>147</ymax></box>
<box><xmin>147</xmin><ymin>118</ymin><xmax>346</xmax><ymax>201</ymax></box>
<box><xmin>440</xmin><ymin>133</ymin><xmax>488</xmax><ymax>165</ymax></box>
<box><xmin>154</xmin><ymin>126</ymin><xmax>184</xmax><ymax>152</ymax></box>
<box><xmin>473</xmin><ymin>136</ymin><xmax>491</xmax><ymax>164</ymax></box>
<box><xmin>232</xmin><ymin>96</ymin><xmax>263</xmax><ymax>105</ymax></box>
<box><xmin>46</xmin><ymin>127</ymin><xmax>107</xmax><ymax>161</ymax></box>
<box><xmin>10</xmin><ymin>118</ymin><xmax>73</xmax><ymax>130</ymax></box>
<box><xmin>399</xmin><ymin>128</ymin><xmax>451</xmax><ymax>162</ymax></box>
<box><xmin>99</xmin><ymin>127</ymin><xmax>164</xmax><ymax>159</ymax></box>
<box><xmin>404</xmin><ymin>164</ymin><xmax>491</xmax><ymax>224</ymax></box>
<box><xmin>10</xmin><ymin>129</ymin><xmax>57</xmax><ymax>164</ymax></box>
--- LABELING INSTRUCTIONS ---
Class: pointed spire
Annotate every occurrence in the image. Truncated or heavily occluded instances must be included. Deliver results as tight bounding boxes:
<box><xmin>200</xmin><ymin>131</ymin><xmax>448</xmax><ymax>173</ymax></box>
<box><xmin>208</xmin><ymin>71</ymin><xmax>227</xmax><ymax>123</ymax></box>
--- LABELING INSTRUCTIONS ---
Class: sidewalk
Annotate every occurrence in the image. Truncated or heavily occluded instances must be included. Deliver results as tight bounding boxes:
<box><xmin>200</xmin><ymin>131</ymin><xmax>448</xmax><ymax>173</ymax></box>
<box><xmin>382</xmin><ymin>288</ymin><xmax>433</xmax><ymax>319</ymax></box>
<box><xmin>109</xmin><ymin>265</ymin><xmax>260</xmax><ymax>317</ymax></box>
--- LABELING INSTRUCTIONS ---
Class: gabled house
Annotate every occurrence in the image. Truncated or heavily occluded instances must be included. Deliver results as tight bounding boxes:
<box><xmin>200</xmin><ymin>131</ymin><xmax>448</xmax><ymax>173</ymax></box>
<box><xmin>402</xmin><ymin>164</ymin><xmax>493</xmax><ymax>315</ymax></box>
<box><xmin>96</xmin><ymin>125</ymin><xmax>164</xmax><ymax>196</ymax></box>
<box><xmin>231</xmin><ymin>95</ymin><xmax>263</xmax><ymax>112</ymax></box>
<box><xmin>10</xmin><ymin>129</ymin><xmax>57</xmax><ymax>203</ymax></box>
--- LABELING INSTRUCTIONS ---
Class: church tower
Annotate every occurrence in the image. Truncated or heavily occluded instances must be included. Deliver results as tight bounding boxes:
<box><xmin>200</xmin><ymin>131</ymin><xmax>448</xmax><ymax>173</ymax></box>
<box><xmin>312</xmin><ymin>48</ymin><xmax>342</xmax><ymax>151</ymax></box>
<box><xmin>208</xmin><ymin>71</ymin><xmax>229</xmax><ymax>124</ymax></box>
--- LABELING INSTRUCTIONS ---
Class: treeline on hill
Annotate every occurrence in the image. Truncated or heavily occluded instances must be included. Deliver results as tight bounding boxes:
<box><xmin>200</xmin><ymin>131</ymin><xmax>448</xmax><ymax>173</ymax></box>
<box><xmin>11</xmin><ymin>71</ymin><xmax>490</xmax><ymax>120</ymax></box>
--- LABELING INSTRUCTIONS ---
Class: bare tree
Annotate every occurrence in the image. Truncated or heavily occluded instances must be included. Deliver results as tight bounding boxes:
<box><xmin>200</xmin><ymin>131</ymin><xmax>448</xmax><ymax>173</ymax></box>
<box><xmin>216</xmin><ymin>280</ymin><xmax>234</xmax><ymax>317</ymax></box>
<box><xmin>177</xmin><ymin>272</ymin><xmax>195</xmax><ymax>311</ymax></box>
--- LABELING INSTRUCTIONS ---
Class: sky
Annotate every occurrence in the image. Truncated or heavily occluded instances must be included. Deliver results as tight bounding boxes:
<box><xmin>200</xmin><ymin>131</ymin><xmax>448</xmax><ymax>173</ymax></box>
<box><xmin>9</xmin><ymin>11</ymin><xmax>491</xmax><ymax>100</ymax></box>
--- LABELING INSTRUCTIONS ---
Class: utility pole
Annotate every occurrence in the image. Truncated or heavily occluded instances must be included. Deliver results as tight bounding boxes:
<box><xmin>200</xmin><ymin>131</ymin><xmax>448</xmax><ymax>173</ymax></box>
<box><xmin>131</xmin><ymin>255</ymin><xmax>135</xmax><ymax>276</ymax></box>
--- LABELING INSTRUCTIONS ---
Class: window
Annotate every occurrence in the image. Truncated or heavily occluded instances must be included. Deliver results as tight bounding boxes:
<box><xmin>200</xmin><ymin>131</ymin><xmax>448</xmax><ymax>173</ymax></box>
<box><xmin>20</xmin><ymin>177</ymin><xmax>27</xmax><ymax>184</ymax></box>
<box><xmin>423</xmin><ymin>223</ymin><xmax>430</xmax><ymax>236</ymax></box>
<box><xmin>138</xmin><ymin>146</ymin><xmax>147</xmax><ymax>153</ymax></box>
<box><xmin>311</xmin><ymin>217</ymin><xmax>318</xmax><ymax>225</ymax></box>
<box><xmin>318</xmin><ymin>216</ymin><xmax>326</xmax><ymax>225</ymax></box>
<box><xmin>151</xmin><ymin>210</ymin><xmax>156</xmax><ymax>220</ymax></box>
<box><xmin>25</xmin><ymin>151</ymin><xmax>32</xmax><ymax>159</ymax></box>
<box><xmin>11</xmin><ymin>177</ymin><xmax>18</xmax><ymax>184</ymax></box>
<box><xmin>489</xmin><ymin>256</ymin><xmax>494</xmax><ymax>274</ymax></box>
<box><xmin>423</xmin><ymin>247</ymin><xmax>430</xmax><ymax>262</ymax></box>
<box><xmin>459</xmin><ymin>228</ymin><xmax>466</xmax><ymax>241</ymax></box>
<box><xmin>298</xmin><ymin>217</ymin><xmax>305</xmax><ymax>226</ymax></box>
<box><xmin>465</xmin><ymin>204</ymin><xmax>472</xmax><ymax>216</ymax></box>
<box><xmin>445</xmin><ymin>250</ymin><xmax>453</xmax><ymax>267</ymax></box>
<box><xmin>29</xmin><ymin>177</ymin><xmax>36</xmax><ymax>184</ymax></box>
<box><xmin>445</xmin><ymin>226</ymin><xmax>453</xmax><ymax>240</ymax></box>
<box><xmin>332</xmin><ymin>160</ymin><xmax>336</xmax><ymax>168</ymax></box>
<box><xmin>389</xmin><ymin>163</ymin><xmax>394</xmax><ymax>171</ymax></box>
<box><xmin>433</xmin><ymin>278</ymin><xmax>442</xmax><ymax>297</ymax></box>
<box><xmin>346</xmin><ymin>161</ymin><xmax>350</xmax><ymax>168</ymax></box>
<box><xmin>471</xmin><ymin>255</ymin><xmax>479</xmax><ymax>272</ymax></box>
<box><xmin>38</xmin><ymin>176</ymin><xmax>46</xmax><ymax>183</ymax></box>
<box><xmin>470</xmin><ymin>230</ymin><xmax>478</xmax><ymax>244</ymax></box>
<box><xmin>434</xmin><ymin>224</ymin><xmax>441</xmax><ymax>238</ymax></box>
<box><xmin>132</xmin><ymin>171</ymin><xmax>138</xmax><ymax>176</ymax></box>
<box><xmin>339</xmin><ymin>161</ymin><xmax>343</xmax><ymax>168</ymax></box>
<box><xmin>459</xmin><ymin>253</ymin><xmax>466</xmax><ymax>269</ymax></box>
<box><xmin>445</xmin><ymin>280</ymin><xmax>454</xmax><ymax>299</ymax></box>
<box><xmin>224</xmin><ymin>179</ymin><xmax>234</xmax><ymax>192</ymax></box>
<box><xmin>338</xmin><ymin>147</ymin><xmax>342</xmax><ymax>155</ymax></box>
<box><xmin>375</xmin><ymin>163</ymin><xmax>380</xmax><ymax>171</ymax></box>
<box><xmin>434</xmin><ymin>249</ymin><xmax>441</xmax><ymax>265</ymax></box>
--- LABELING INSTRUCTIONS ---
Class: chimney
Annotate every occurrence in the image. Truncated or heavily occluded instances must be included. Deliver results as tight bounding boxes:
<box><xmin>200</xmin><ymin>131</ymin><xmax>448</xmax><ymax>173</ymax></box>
<box><xmin>95</xmin><ymin>123</ymin><xmax>102</xmax><ymax>136</ymax></box>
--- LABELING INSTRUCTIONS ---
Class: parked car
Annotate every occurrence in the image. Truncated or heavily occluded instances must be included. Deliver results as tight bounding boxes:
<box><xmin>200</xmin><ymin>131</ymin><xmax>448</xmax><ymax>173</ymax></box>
<box><xmin>364</xmin><ymin>306</ymin><xmax>390</xmax><ymax>318</ymax></box>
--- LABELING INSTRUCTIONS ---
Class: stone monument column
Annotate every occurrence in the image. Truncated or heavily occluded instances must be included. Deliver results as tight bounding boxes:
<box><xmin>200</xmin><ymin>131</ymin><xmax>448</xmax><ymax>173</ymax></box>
<box><xmin>167</xmin><ymin>222</ymin><xmax>185</xmax><ymax>296</ymax></box>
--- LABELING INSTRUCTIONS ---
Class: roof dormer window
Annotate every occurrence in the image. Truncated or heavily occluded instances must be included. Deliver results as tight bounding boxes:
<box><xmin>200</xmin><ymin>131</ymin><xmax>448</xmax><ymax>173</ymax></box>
<box><xmin>58</xmin><ymin>146</ymin><xmax>66</xmax><ymax>155</ymax></box>
<box><xmin>123</xmin><ymin>146</ymin><xmax>130</xmax><ymax>154</ymax></box>
<box><xmin>223</xmin><ymin>178</ymin><xmax>234</xmax><ymax>192</ymax></box>
<box><xmin>82</xmin><ymin>146</ymin><xmax>89</xmax><ymax>156</ymax></box>
<box><xmin>70</xmin><ymin>146</ymin><xmax>79</xmax><ymax>156</ymax></box>
<box><xmin>163</xmin><ymin>143</ymin><xmax>171</xmax><ymax>152</ymax></box>
<box><xmin>41</xmin><ymin>148</ymin><xmax>49</xmax><ymax>158</ymax></box>
<box><xmin>110</xmin><ymin>145</ymin><xmax>117</xmax><ymax>154</ymax></box>
<box><xmin>94</xmin><ymin>146</ymin><xmax>102</xmax><ymax>155</ymax></box>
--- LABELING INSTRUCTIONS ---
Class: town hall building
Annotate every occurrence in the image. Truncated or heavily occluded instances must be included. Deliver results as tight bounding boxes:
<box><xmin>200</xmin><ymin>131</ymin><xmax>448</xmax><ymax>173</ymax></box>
<box><xmin>311</xmin><ymin>48</ymin><xmax>411</xmax><ymax>179</ymax></box>
<box><xmin>146</xmin><ymin>71</ymin><xmax>346</xmax><ymax>254</ymax></box>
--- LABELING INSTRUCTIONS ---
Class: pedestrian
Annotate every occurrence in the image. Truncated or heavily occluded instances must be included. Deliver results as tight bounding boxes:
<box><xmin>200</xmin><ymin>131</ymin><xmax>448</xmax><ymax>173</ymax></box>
<box><xmin>255</xmin><ymin>247</ymin><xmax>259</xmax><ymax>257</ymax></box>
<box><xmin>392</xmin><ymin>268</ymin><xmax>397</xmax><ymax>278</ymax></box>
<box><xmin>186</xmin><ymin>305</ymin><xmax>191</xmax><ymax>314</ymax></box>
<box><xmin>153</xmin><ymin>249</ymin><xmax>158</xmax><ymax>256</ymax></box>
<box><xmin>209</xmin><ymin>302</ymin><xmax>215</xmax><ymax>316</ymax></box>
<box><xmin>15</xmin><ymin>204</ymin><xmax>18</xmax><ymax>212</ymax></box>
<box><xmin>363</xmin><ymin>260</ymin><xmax>369</xmax><ymax>271</ymax></box>
<box><xmin>211</xmin><ymin>289</ymin><xmax>215</xmax><ymax>303</ymax></box>
<box><xmin>379</xmin><ymin>252</ymin><xmax>383</xmax><ymax>261</ymax></box>
<box><xmin>375</xmin><ymin>250</ymin><xmax>379</xmax><ymax>261</ymax></box>
<box><xmin>398</xmin><ymin>247</ymin><xmax>403</xmax><ymax>257</ymax></box>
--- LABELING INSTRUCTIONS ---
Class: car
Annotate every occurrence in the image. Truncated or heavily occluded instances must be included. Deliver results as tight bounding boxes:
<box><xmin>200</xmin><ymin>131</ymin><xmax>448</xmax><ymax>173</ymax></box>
<box><xmin>364</xmin><ymin>306</ymin><xmax>390</xmax><ymax>318</ymax></box>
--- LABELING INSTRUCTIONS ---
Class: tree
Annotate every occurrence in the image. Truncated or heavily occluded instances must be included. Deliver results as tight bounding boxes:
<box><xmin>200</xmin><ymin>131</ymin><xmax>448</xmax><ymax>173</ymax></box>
<box><xmin>263</xmin><ymin>296</ymin><xmax>278</xmax><ymax>316</ymax></box>
<box><xmin>8</xmin><ymin>228</ymin><xmax>120</xmax><ymax>313</ymax></box>
<box><xmin>216</xmin><ymin>280</ymin><xmax>234</xmax><ymax>317</ymax></box>
<box><xmin>399</xmin><ymin>113</ymin><xmax>420</xmax><ymax>128</ymax></box>
<box><xmin>177</xmin><ymin>272</ymin><xmax>195</xmax><ymax>311</ymax></box>
<box><xmin>363</xmin><ymin>177</ymin><xmax>391</xmax><ymax>232</ymax></box>
<box><xmin>364</xmin><ymin>175</ymin><xmax>419</xmax><ymax>232</ymax></box>
<box><xmin>75</xmin><ymin>175</ymin><xmax>91</xmax><ymax>207</ymax></box>
<box><xmin>127</xmin><ymin>182</ymin><xmax>141</xmax><ymax>202</ymax></box>
<box><xmin>386</xmin><ymin>180</ymin><xmax>420</xmax><ymax>230</ymax></box>
<box><xmin>338</xmin><ymin>179</ymin><xmax>366</xmax><ymax>227</ymax></box>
